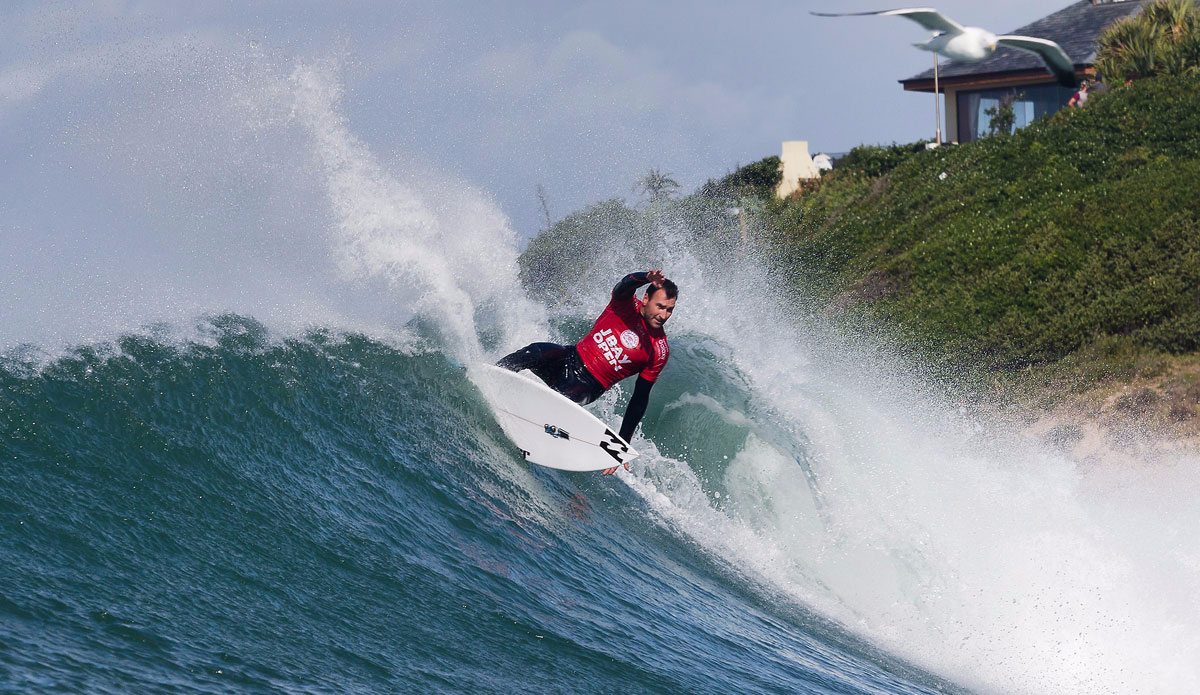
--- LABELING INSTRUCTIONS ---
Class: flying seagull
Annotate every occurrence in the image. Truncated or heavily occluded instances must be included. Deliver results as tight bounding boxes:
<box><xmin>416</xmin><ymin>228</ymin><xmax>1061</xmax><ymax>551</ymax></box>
<box><xmin>812</xmin><ymin>8</ymin><xmax>1079</xmax><ymax>87</ymax></box>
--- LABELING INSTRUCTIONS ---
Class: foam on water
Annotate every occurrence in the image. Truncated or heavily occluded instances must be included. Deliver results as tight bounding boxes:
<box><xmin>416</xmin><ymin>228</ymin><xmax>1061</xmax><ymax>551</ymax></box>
<box><xmin>575</xmin><ymin>232</ymin><xmax>1200</xmax><ymax>695</ymax></box>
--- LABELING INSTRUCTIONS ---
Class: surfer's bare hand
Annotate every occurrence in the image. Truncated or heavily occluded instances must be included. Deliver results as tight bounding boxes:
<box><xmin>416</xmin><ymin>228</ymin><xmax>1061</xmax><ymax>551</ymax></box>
<box><xmin>601</xmin><ymin>463</ymin><xmax>630</xmax><ymax>476</ymax></box>
<box><xmin>646</xmin><ymin>269</ymin><xmax>666</xmax><ymax>287</ymax></box>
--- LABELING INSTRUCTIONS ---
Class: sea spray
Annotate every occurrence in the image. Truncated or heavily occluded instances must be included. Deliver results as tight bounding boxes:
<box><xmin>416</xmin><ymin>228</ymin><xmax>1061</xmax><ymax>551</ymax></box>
<box><xmin>286</xmin><ymin>61</ymin><xmax>543</xmax><ymax>359</ymax></box>
<box><xmin>549</xmin><ymin>214</ymin><xmax>1200</xmax><ymax>694</ymax></box>
<box><xmin>2</xmin><ymin>37</ymin><xmax>540</xmax><ymax>358</ymax></box>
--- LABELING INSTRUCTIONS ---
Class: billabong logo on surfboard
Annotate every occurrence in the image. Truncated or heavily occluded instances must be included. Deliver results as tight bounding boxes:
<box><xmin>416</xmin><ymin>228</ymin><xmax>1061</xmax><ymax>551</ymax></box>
<box><xmin>599</xmin><ymin>428</ymin><xmax>633</xmax><ymax>464</ymax></box>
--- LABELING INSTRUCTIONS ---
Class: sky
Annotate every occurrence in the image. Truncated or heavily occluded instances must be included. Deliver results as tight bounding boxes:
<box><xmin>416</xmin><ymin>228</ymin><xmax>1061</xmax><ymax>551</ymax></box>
<box><xmin>2</xmin><ymin>0</ymin><xmax>1066</xmax><ymax>239</ymax></box>
<box><xmin>2</xmin><ymin>0</ymin><xmax>1072</xmax><ymax>346</ymax></box>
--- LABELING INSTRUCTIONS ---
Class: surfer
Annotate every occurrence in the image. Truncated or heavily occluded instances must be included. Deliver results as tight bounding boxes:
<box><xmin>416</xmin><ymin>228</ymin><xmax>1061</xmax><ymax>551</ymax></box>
<box><xmin>497</xmin><ymin>270</ymin><xmax>676</xmax><ymax>474</ymax></box>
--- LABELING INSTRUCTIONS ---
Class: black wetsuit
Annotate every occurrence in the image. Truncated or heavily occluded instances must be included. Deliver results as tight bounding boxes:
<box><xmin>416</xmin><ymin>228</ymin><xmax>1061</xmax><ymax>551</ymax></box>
<box><xmin>495</xmin><ymin>343</ymin><xmax>606</xmax><ymax>406</ymax></box>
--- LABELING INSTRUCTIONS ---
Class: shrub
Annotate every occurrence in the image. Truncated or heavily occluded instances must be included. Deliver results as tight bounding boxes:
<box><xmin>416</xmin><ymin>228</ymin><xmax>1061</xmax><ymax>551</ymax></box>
<box><xmin>760</xmin><ymin>75</ymin><xmax>1200</xmax><ymax>370</ymax></box>
<box><xmin>834</xmin><ymin>141</ymin><xmax>931</xmax><ymax>178</ymax></box>
<box><xmin>698</xmin><ymin>156</ymin><xmax>782</xmax><ymax>200</ymax></box>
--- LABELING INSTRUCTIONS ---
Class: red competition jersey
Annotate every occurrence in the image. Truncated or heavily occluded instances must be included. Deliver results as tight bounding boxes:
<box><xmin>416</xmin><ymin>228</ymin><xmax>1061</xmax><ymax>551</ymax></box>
<box><xmin>576</xmin><ymin>289</ymin><xmax>669</xmax><ymax>390</ymax></box>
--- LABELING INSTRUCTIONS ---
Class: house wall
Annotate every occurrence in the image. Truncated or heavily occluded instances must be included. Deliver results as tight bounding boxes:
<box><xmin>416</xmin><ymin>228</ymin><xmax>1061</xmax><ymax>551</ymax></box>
<box><xmin>775</xmin><ymin>140</ymin><xmax>820</xmax><ymax>198</ymax></box>
<box><xmin>944</xmin><ymin>88</ymin><xmax>960</xmax><ymax>143</ymax></box>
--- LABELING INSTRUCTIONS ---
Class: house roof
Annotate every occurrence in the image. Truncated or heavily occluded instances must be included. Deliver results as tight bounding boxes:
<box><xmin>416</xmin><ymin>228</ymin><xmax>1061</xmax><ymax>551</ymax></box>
<box><xmin>900</xmin><ymin>0</ymin><xmax>1147</xmax><ymax>89</ymax></box>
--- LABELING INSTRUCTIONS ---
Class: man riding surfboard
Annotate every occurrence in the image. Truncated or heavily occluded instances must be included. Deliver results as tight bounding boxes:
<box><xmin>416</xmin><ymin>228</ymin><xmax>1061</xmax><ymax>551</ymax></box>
<box><xmin>497</xmin><ymin>270</ymin><xmax>676</xmax><ymax>475</ymax></box>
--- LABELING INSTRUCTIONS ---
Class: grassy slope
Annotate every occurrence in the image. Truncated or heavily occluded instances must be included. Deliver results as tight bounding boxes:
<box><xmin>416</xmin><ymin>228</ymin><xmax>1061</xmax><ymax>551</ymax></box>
<box><xmin>761</xmin><ymin>76</ymin><xmax>1200</xmax><ymax>393</ymax></box>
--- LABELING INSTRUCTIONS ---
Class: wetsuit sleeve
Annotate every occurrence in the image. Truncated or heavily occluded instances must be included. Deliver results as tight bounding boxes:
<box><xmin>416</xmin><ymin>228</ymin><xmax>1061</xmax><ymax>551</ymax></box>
<box><xmin>619</xmin><ymin>376</ymin><xmax>654</xmax><ymax>443</ymax></box>
<box><xmin>612</xmin><ymin>272</ymin><xmax>651</xmax><ymax>301</ymax></box>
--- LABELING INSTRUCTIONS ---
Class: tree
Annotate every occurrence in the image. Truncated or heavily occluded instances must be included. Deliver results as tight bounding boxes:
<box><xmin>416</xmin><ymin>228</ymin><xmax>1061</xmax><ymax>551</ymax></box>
<box><xmin>697</xmin><ymin>156</ymin><xmax>782</xmax><ymax>200</ymax></box>
<box><xmin>1095</xmin><ymin>0</ymin><xmax>1200</xmax><ymax>82</ymax></box>
<box><xmin>633</xmin><ymin>169</ymin><xmax>680</xmax><ymax>205</ymax></box>
<box><xmin>984</xmin><ymin>91</ymin><xmax>1023</xmax><ymax>137</ymax></box>
<box><xmin>536</xmin><ymin>184</ymin><xmax>552</xmax><ymax>231</ymax></box>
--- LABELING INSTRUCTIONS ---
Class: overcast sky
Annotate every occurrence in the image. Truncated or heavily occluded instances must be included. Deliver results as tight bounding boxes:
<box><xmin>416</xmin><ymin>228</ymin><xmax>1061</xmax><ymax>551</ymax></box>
<box><xmin>2</xmin><ymin>0</ymin><xmax>1067</xmax><ymax>239</ymax></box>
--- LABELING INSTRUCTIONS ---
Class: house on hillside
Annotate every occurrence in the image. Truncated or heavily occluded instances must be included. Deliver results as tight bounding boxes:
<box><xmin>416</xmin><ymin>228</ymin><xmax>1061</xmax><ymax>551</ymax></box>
<box><xmin>775</xmin><ymin>141</ymin><xmax>820</xmax><ymax>198</ymax></box>
<box><xmin>900</xmin><ymin>0</ymin><xmax>1147</xmax><ymax>143</ymax></box>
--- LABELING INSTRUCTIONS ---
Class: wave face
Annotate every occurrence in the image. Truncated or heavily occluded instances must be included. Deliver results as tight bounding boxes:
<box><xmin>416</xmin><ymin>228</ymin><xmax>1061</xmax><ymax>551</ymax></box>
<box><xmin>4</xmin><ymin>310</ymin><xmax>1199</xmax><ymax>695</ymax></box>
<box><xmin>0</xmin><ymin>320</ymin><xmax>955</xmax><ymax>695</ymax></box>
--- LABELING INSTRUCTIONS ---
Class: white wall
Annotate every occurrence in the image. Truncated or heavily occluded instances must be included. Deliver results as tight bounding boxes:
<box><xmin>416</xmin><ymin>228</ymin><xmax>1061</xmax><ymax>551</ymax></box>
<box><xmin>775</xmin><ymin>140</ymin><xmax>820</xmax><ymax>198</ymax></box>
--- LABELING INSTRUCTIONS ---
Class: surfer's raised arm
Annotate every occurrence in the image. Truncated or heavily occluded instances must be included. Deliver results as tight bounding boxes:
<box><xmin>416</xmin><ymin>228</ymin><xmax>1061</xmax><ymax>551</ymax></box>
<box><xmin>496</xmin><ymin>269</ymin><xmax>676</xmax><ymax>474</ymax></box>
<box><xmin>612</xmin><ymin>268</ymin><xmax>666</xmax><ymax>301</ymax></box>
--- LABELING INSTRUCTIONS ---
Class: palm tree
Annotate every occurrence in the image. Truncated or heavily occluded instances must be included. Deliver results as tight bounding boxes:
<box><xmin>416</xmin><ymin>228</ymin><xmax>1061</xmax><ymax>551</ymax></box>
<box><xmin>633</xmin><ymin>169</ymin><xmax>680</xmax><ymax>205</ymax></box>
<box><xmin>1095</xmin><ymin>0</ymin><xmax>1200</xmax><ymax>82</ymax></box>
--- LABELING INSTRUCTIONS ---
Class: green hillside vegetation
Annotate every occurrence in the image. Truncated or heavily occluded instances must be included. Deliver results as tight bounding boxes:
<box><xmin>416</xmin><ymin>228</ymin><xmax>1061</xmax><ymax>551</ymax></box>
<box><xmin>759</xmin><ymin>75</ymin><xmax>1200</xmax><ymax>387</ymax></box>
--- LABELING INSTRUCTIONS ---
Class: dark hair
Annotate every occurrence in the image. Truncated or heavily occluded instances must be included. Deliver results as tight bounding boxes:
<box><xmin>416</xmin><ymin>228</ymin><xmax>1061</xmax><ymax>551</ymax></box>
<box><xmin>645</xmin><ymin>278</ymin><xmax>678</xmax><ymax>300</ymax></box>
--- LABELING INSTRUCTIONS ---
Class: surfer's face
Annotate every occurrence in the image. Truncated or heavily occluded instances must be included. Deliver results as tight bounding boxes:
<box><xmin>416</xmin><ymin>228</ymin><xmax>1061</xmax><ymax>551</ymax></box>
<box><xmin>640</xmin><ymin>288</ymin><xmax>676</xmax><ymax>329</ymax></box>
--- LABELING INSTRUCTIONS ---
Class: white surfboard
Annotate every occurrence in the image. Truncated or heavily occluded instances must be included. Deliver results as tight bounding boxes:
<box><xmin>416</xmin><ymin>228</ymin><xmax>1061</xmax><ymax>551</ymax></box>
<box><xmin>469</xmin><ymin>363</ymin><xmax>639</xmax><ymax>472</ymax></box>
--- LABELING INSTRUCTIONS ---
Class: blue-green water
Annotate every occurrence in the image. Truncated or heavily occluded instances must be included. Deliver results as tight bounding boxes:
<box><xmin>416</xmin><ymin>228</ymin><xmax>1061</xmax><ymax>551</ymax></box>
<box><xmin>1</xmin><ymin>316</ymin><xmax>960</xmax><ymax>694</ymax></box>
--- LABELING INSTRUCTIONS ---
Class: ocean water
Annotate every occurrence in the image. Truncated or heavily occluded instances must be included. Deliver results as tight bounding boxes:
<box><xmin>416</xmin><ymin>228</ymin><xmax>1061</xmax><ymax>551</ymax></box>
<box><xmin>0</xmin><ymin>320</ymin><xmax>960</xmax><ymax>695</ymax></box>
<box><xmin>4</xmin><ymin>33</ymin><xmax>1200</xmax><ymax>695</ymax></box>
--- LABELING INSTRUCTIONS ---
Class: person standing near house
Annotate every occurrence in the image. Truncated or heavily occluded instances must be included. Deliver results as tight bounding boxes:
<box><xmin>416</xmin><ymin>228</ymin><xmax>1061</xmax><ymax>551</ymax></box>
<box><xmin>1068</xmin><ymin>80</ymin><xmax>1091</xmax><ymax>108</ymax></box>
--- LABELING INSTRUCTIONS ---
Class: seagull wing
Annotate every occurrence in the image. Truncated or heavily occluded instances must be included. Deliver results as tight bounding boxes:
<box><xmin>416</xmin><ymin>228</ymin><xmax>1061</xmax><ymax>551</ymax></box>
<box><xmin>996</xmin><ymin>35</ymin><xmax>1078</xmax><ymax>87</ymax></box>
<box><xmin>810</xmin><ymin>8</ymin><xmax>965</xmax><ymax>35</ymax></box>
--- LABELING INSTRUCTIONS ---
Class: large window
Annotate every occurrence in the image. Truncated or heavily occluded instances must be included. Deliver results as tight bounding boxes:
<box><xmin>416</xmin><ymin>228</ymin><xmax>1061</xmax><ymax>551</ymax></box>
<box><xmin>956</xmin><ymin>83</ymin><xmax>1075</xmax><ymax>141</ymax></box>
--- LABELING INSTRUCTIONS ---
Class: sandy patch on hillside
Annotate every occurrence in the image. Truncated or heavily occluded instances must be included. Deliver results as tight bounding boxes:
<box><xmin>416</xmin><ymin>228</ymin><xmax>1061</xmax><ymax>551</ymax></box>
<box><xmin>1024</xmin><ymin>365</ymin><xmax>1200</xmax><ymax>465</ymax></box>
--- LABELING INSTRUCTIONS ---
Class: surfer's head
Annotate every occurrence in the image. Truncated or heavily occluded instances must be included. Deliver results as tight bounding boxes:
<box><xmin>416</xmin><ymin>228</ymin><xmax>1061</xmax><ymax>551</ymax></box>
<box><xmin>640</xmin><ymin>280</ymin><xmax>677</xmax><ymax>330</ymax></box>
